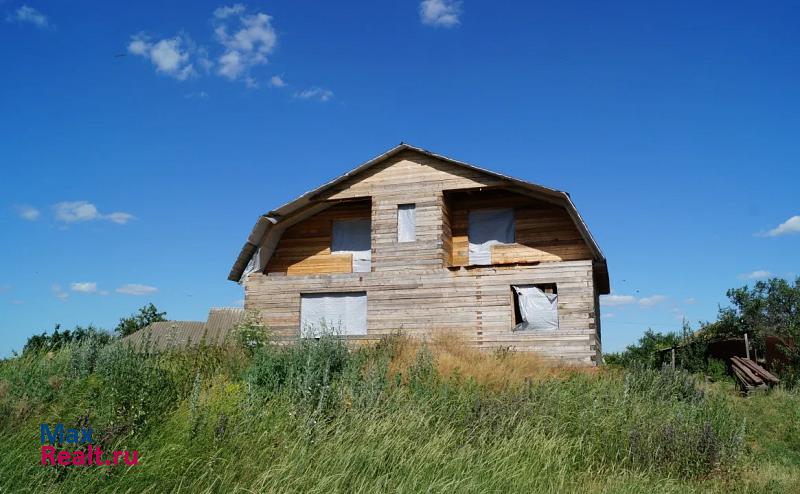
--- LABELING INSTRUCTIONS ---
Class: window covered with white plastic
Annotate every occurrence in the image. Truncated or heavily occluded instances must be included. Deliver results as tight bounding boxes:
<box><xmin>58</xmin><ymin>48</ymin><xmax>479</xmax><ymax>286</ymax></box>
<box><xmin>242</xmin><ymin>247</ymin><xmax>261</xmax><ymax>277</ymax></box>
<box><xmin>397</xmin><ymin>204</ymin><xmax>416</xmax><ymax>242</ymax></box>
<box><xmin>331</xmin><ymin>218</ymin><xmax>371</xmax><ymax>272</ymax></box>
<box><xmin>467</xmin><ymin>208</ymin><xmax>515</xmax><ymax>265</ymax></box>
<box><xmin>300</xmin><ymin>292</ymin><xmax>367</xmax><ymax>338</ymax></box>
<box><xmin>512</xmin><ymin>284</ymin><xmax>558</xmax><ymax>331</ymax></box>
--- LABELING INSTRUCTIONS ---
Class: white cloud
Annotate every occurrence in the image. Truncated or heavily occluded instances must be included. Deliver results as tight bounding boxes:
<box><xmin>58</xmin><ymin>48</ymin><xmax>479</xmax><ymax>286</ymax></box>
<box><xmin>684</xmin><ymin>297</ymin><xmax>697</xmax><ymax>305</ymax></box>
<box><xmin>739</xmin><ymin>270</ymin><xmax>772</xmax><ymax>280</ymax></box>
<box><xmin>233</xmin><ymin>299</ymin><xmax>244</xmax><ymax>307</ymax></box>
<box><xmin>53</xmin><ymin>201</ymin><xmax>134</xmax><ymax>225</ymax></box>
<box><xmin>761</xmin><ymin>215</ymin><xmax>800</xmax><ymax>237</ymax></box>
<box><xmin>218</xmin><ymin>50</ymin><xmax>244</xmax><ymax>79</ymax></box>
<box><xmin>51</xmin><ymin>284</ymin><xmax>68</xmax><ymax>301</ymax></box>
<box><xmin>6</xmin><ymin>5</ymin><xmax>51</xmax><ymax>29</ymax></box>
<box><xmin>128</xmin><ymin>6</ymin><xmax>283</xmax><ymax>87</ymax></box>
<box><xmin>419</xmin><ymin>0</ymin><xmax>462</xmax><ymax>27</ymax></box>
<box><xmin>106</xmin><ymin>212</ymin><xmax>135</xmax><ymax>224</ymax></box>
<box><xmin>269</xmin><ymin>75</ymin><xmax>286</xmax><ymax>88</ymax></box>
<box><xmin>116</xmin><ymin>283</ymin><xmax>158</xmax><ymax>295</ymax></box>
<box><xmin>601</xmin><ymin>312</ymin><xmax>615</xmax><ymax>319</ymax></box>
<box><xmin>214</xmin><ymin>8</ymin><xmax>277</xmax><ymax>83</ymax></box>
<box><xmin>294</xmin><ymin>87</ymin><xmax>334</xmax><ymax>102</ymax></box>
<box><xmin>638</xmin><ymin>295</ymin><xmax>668</xmax><ymax>307</ymax></box>
<box><xmin>244</xmin><ymin>76</ymin><xmax>259</xmax><ymax>88</ymax></box>
<box><xmin>15</xmin><ymin>204</ymin><xmax>40</xmax><ymax>220</ymax></box>
<box><xmin>128</xmin><ymin>33</ymin><xmax>195</xmax><ymax>80</ymax></box>
<box><xmin>10</xmin><ymin>300</ymin><xmax>24</xmax><ymax>305</ymax></box>
<box><xmin>600</xmin><ymin>293</ymin><xmax>636</xmax><ymax>306</ymax></box>
<box><xmin>70</xmin><ymin>282</ymin><xmax>98</xmax><ymax>293</ymax></box>
<box><xmin>213</xmin><ymin>4</ymin><xmax>246</xmax><ymax>19</ymax></box>
<box><xmin>185</xmin><ymin>91</ymin><xmax>210</xmax><ymax>99</ymax></box>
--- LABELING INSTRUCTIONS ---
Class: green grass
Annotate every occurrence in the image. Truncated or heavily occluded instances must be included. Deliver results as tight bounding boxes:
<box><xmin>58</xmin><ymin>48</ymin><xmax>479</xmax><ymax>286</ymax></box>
<box><xmin>0</xmin><ymin>335</ymin><xmax>798</xmax><ymax>493</ymax></box>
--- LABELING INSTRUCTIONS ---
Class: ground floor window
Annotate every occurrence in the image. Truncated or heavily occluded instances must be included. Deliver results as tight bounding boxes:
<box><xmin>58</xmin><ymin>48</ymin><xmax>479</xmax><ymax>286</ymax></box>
<box><xmin>512</xmin><ymin>284</ymin><xmax>558</xmax><ymax>331</ymax></box>
<box><xmin>300</xmin><ymin>292</ymin><xmax>367</xmax><ymax>337</ymax></box>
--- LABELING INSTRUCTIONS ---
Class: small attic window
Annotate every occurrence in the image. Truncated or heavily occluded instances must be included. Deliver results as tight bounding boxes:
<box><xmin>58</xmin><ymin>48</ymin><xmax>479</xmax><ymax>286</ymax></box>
<box><xmin>397</xmin><ymin>204</ymin><xmax>416</xmax><ymax>242</ymax></box>
<box><xmin>512</xmin><ymin>284</ymin><xmax>558</xmax><ymax>331</ymax></box>
<box><xmin>468</xmin><ymin>208</ymin><xmax>515</xmax><ymax>265</ymax></box>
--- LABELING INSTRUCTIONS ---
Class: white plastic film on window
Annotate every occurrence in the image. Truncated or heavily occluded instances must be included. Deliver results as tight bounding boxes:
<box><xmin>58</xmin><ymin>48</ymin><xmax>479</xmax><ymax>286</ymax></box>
<box><xmin>300</xmin><ymin>292</ymin><xmax>368</xmax><ymax>338</ymax></box>
<box><xmin>468</xmin><ymin>208</ymin><xmax>515</xmax><ymax>265</ymax></box>
<box><xmin>243</xmin><ymin>247</ymin><xmax>261</xmax><ymax>277</ymax></box>
<box><xmin>513</xmin><ymin>285</ymin><xmax>558</xmax><ymax>331</ymax></box>
<box><xmin>331</xmin><ymin>218</ymin><xmax>371</xmax><ymax>272</ymax></box>
<box><xmin>397</xmin><ymin>204</ymin><xmax>416</xmax><ymax>243</ymax></box>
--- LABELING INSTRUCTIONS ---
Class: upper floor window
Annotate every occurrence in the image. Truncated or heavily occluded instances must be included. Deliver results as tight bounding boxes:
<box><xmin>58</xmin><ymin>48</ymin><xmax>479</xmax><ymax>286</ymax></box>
<box><xmin>397</xmin><ymin>204</ymin><xmax>416</xmax><ymax>242</ymax></box>
<box><xmin>468</xmin><ymin>208</ymin><xmax>515</xmax><ymax>265</ymax></box>
<box><xmin>332</xmin><ymin>218</ymin><xmax>371</xmax><ymax>272</ymax></box>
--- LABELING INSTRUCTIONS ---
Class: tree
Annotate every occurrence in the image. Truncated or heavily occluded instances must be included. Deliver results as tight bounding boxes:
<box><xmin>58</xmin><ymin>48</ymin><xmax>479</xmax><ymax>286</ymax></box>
<box><xmin>115</xmin><ymin>303</ymin><xmax>167</xmax><ymax>337</ymax></box>
<box><xmin>705</xmin><ymin>277</ymin><xmax>800</xmax><ymax>338</ymax></box>
<box><xmin>22</xmin><ymin>324</ymin><xmax>111</xmax><ymax>355</ymax></box>
<box><xmin>604</xmin><ymin>328</ymin><xmax>681</xmax><ymax>368</ymax></box>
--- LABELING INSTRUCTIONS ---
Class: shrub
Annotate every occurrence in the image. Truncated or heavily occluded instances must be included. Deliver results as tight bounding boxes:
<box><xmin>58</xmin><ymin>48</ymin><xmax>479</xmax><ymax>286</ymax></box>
<box><xmin>247</xmin><ymin>336</ymin><xmax>349</xmax><ymax>409</ymax></box>
<box><xmin>232</xmin><ymin>311</ymin><xmax>270</xmax><ymax>355</ymax></box>
<box><xmin>95</xmin><ymin>343</ymin><xmax>177</xmax><ymax>431</ymax></box>
<box><xmin>707</xmin><ymin>358</ymin><xmax>729</xmax><ymax>382</ymax></box>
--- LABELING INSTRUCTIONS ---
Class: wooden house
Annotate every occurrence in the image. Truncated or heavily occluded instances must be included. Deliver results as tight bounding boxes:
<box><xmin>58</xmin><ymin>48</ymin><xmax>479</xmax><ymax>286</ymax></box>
<box><xmin>229</xmin><ymin>144</ymin><xmax>609</xmax><ymax>364</ymax></box>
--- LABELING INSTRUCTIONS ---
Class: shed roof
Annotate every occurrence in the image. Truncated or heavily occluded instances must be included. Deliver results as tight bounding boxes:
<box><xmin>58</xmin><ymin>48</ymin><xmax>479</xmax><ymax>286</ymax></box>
<box><xmin>121</xmin><ymin>308</ymin><xmax>245</xmax><ymax>350</ymax></box>
<box><xmin>229</xmin><ymin>143</ymin><xmax>609</xmax><ymax>292</ymax></box>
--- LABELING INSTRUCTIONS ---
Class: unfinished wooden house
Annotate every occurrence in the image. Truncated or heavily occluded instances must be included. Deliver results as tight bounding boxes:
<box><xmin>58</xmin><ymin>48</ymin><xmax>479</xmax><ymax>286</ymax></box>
<box><xmin>229</xmin><ymin>144</ymin><xmax>609</xmax><ymax>364</ymax></box>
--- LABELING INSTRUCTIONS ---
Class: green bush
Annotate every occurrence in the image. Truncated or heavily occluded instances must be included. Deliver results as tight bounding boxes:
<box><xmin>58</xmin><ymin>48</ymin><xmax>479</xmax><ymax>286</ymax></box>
<box><xmin>95</xmin><ymin>343</ymin><xmax>178</xmax><ymax>431</ymax></box>
<box><xmin>707</xmin><ymin>358</ymin><xmax>729</xmax><ymax>382</ymax></box>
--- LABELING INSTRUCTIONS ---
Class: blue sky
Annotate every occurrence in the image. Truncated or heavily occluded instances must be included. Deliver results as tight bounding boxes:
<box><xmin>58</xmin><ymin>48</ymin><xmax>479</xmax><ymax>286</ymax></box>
<box><xmin>1</xmin><ymin>0</ymin><xmax>798</xmax><ymax>357</ymax></box>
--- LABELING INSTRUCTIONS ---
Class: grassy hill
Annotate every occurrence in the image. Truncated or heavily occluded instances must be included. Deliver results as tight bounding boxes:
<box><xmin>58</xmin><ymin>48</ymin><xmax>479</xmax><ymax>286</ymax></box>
<box><xmin>1</xmin><ymin>333</ymin><xmax>798</xmax><ymax>493</ymax></box>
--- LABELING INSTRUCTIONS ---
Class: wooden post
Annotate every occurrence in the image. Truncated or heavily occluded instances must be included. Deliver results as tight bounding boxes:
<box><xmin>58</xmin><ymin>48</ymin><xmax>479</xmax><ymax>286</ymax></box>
<box><xmin>671</xmin><ymin>348</ymin><xmax>676</xmax><ymax>369</ymax></box>
<box><xmin>744</xmin><ymin>333</ymin><xmax>750</xmax><ymax>360</ymax></box>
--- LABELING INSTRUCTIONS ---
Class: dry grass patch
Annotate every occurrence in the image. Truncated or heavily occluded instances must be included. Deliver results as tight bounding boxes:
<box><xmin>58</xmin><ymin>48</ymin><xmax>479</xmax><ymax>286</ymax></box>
<box><xmin>387</xmin><ymin>331</ymin><xmax>597</xmax><ymax>388</ymax></box>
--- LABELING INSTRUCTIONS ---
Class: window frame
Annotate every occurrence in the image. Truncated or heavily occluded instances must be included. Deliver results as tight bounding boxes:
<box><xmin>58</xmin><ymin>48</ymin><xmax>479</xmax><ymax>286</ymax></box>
<box><xmin>299</xmin><ymin>291</ymin><xmax>368</xmax><ymax>338</ymax></box>
<box><xmin>467</xmin><ymin>207</ymin><xmax>516</xmax><ymax>265</ymax></box>
<box><xmin>331</xmin><ymin>217</ymin><xmax>372</xmax><ymax>272</ymax></box>
<box><xmin>397</xmin><ymin>203</ymin><xmax>417</xmax><ymax>243</ymax></box>
<box><xmin>511</xmin><ymin>283</ymin><xmax>558</xmax><ymax>331</ymax></box>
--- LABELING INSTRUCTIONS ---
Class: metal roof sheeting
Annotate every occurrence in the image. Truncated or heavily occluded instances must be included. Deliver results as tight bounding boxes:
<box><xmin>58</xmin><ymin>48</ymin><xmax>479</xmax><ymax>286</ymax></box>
<box><xmin>121</xmin><ymin>308</ymin><xmax>245</xmax><ymax>351</ymax></box>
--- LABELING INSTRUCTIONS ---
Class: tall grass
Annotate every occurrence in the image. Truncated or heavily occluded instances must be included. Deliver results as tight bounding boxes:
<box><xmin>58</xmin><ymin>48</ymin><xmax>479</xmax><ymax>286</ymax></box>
<box><xmin>0</xmin><ymin>333</ymin><xmax>792</xmax><ymax>493</ymax></box>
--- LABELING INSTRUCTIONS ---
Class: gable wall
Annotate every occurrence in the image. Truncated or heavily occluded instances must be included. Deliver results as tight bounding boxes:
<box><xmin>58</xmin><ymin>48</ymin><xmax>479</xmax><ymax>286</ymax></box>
<box><xmin>321</xmin><ymin>150</ymin><xmax>507</xmax><ymax>273</ymax></box>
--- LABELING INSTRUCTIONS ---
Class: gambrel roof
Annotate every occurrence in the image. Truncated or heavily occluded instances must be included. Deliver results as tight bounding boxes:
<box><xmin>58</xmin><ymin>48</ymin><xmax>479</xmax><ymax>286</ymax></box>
<box><xmin>229</xmin><ymin>143</ymin><xmax>608</xmax><ymax>292</ymax></box>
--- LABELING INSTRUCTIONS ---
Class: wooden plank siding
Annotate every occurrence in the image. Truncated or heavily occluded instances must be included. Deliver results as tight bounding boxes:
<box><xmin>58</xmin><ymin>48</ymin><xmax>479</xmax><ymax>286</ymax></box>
<box><xmin>246</xmin><ymin>149</ymin><xmax>603</xmax><ymax>364</ymax></box>
<box><xmin>265</xmin><ymin>201</ymin><xmax>370</xmax><ymax>275</ymax></box>
<box><xmin>245</xmin><ymin>260</ymin><xmax>599</xmax><ymax>364</ymax></box>
<box><xmin>445</xmin><ymin>189</ymin><xmax>593</xmax><ymax>266</ymax></box>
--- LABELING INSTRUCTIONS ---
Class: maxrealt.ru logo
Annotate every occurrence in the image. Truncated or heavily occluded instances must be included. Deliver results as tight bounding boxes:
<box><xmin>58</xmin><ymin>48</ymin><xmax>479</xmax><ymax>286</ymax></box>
<box><xmin>40</xmin><ymin>423</ymin><xmax>138</xmax><ymax>467</ymax></box>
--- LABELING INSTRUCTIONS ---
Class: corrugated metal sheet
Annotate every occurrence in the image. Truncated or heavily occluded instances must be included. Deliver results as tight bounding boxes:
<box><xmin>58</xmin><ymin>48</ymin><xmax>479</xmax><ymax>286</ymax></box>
<box><xmin>121</xmin><ymin>307</ymin><xmax>246</xmax><ymax>351</ymax></box>
<box><xmin>204</xmin><ymin>307</ymin><xmax>246</xmax><ymax>345</ymax></box>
